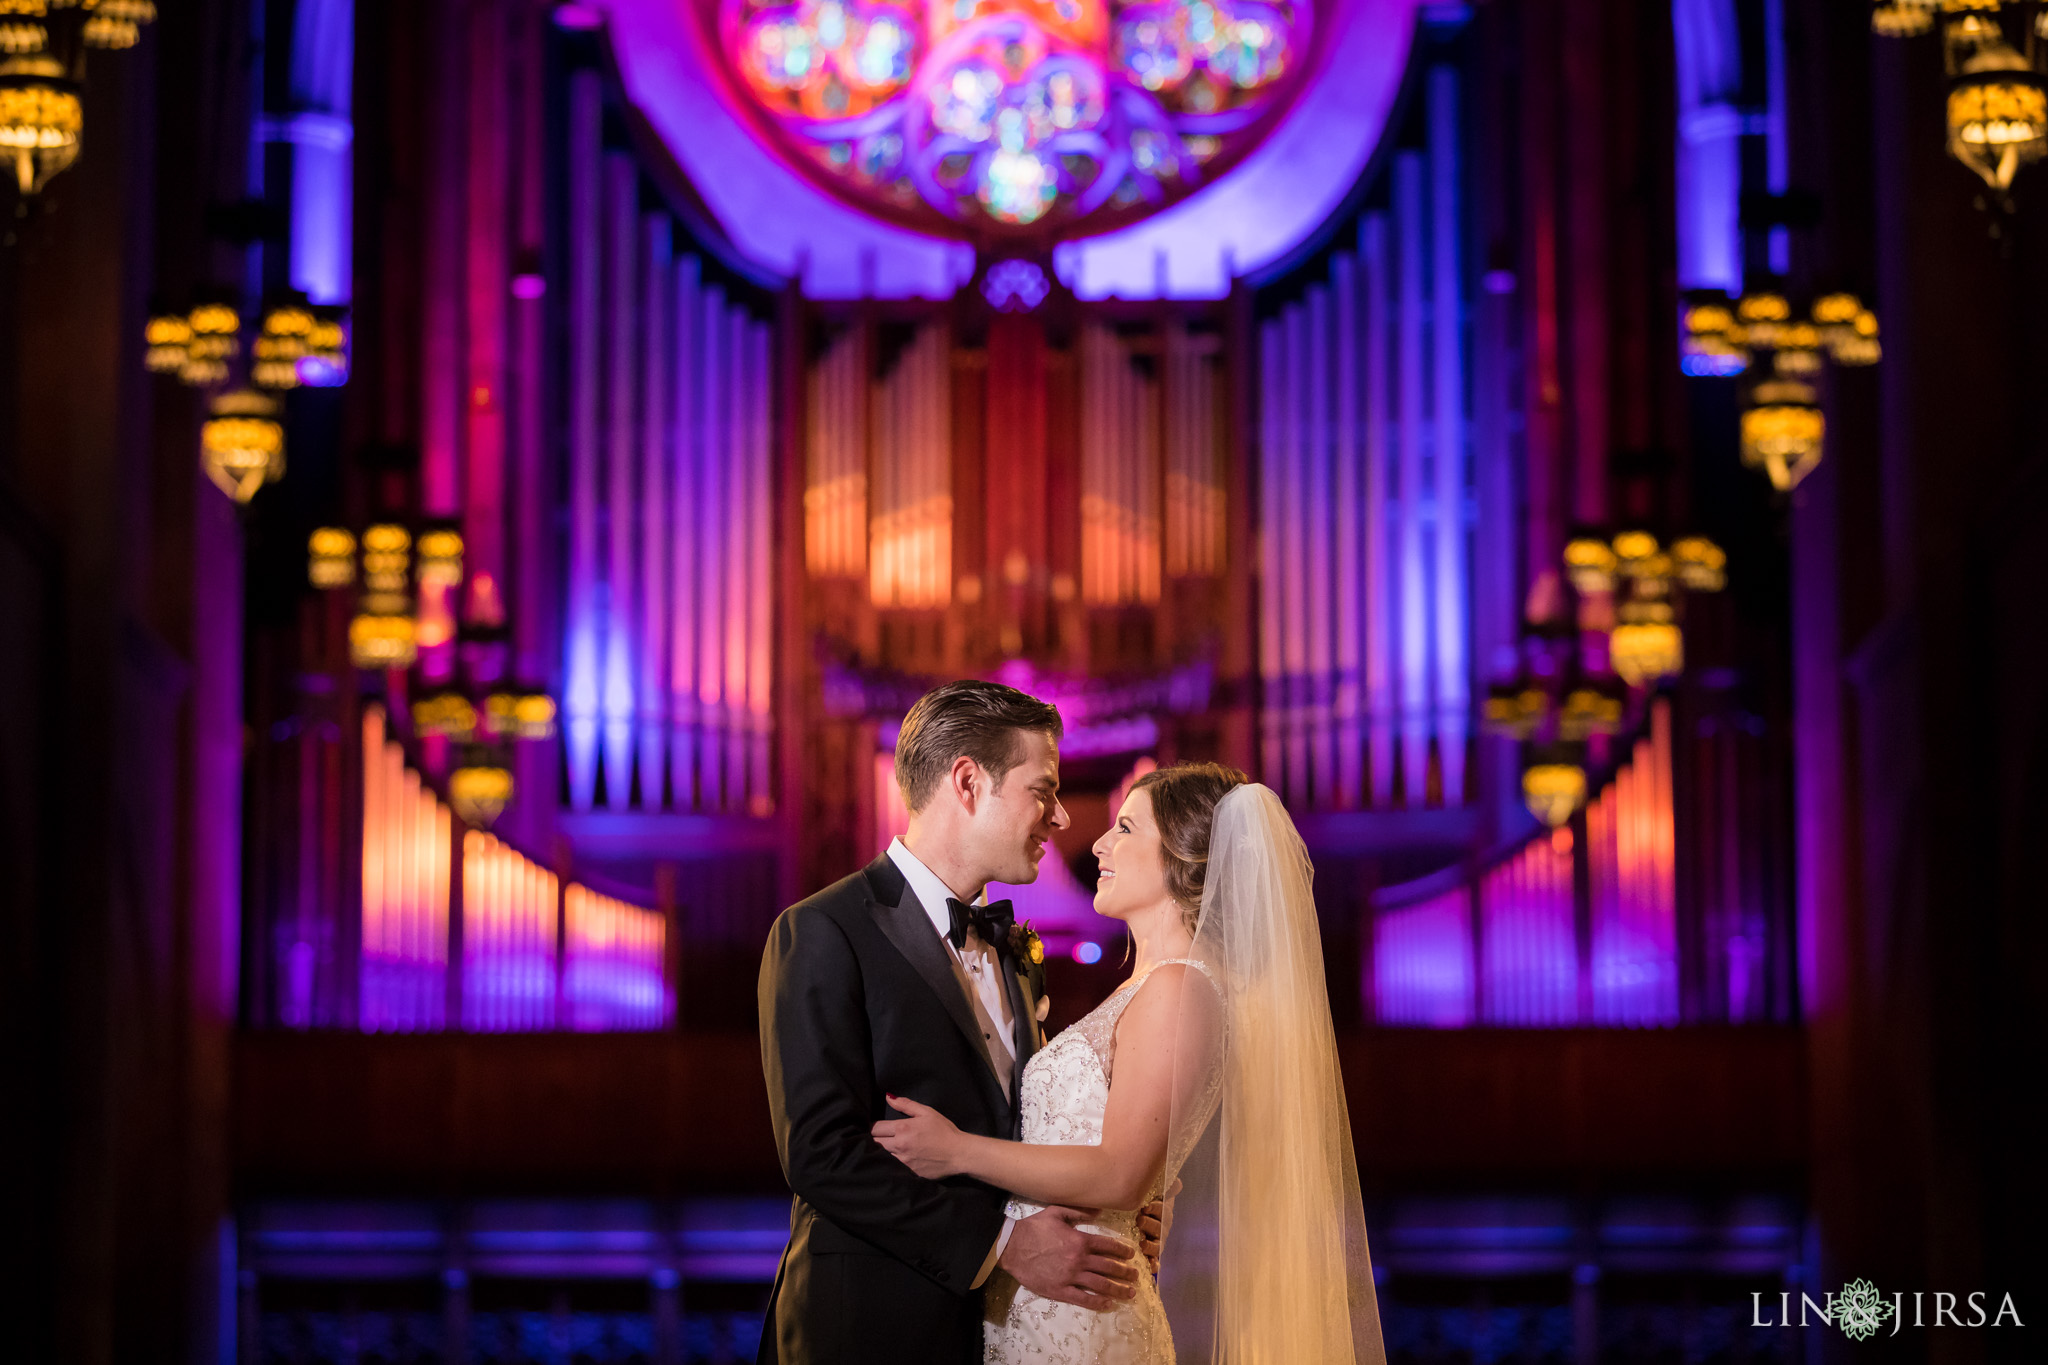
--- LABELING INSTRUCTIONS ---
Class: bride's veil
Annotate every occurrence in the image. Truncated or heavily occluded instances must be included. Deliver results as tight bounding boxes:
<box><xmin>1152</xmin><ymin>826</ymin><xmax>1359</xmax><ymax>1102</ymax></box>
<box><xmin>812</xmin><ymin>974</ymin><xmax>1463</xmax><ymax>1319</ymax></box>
<box><xmin>1158</xmin><ymin>782</ymin><xmax>1386</xmax><ymax>1364</ymax></box>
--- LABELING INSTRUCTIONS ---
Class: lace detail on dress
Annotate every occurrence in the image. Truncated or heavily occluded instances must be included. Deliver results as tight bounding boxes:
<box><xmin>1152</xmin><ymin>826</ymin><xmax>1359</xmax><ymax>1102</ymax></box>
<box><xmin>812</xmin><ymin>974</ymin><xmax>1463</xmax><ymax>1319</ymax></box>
<box><xmin>987</xmin><ymin>959</ymin><xmax>1219</xmax><ymax>1365</ymax></box>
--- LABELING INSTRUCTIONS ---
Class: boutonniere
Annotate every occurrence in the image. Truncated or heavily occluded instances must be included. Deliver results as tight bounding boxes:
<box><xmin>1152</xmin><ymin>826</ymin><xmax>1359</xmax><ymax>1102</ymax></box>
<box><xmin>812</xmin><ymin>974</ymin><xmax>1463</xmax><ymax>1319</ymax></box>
<box><xmin>1008</xmin><ymin>920</ymin><xmax>1047</xmax><ymax>1001</ymax></box>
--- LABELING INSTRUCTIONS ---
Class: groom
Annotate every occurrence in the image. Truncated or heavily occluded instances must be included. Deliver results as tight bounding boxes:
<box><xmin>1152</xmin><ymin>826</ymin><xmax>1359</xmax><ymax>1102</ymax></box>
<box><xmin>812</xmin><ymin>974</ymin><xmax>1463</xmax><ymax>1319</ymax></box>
<box><xmin>757</xmin><ymin>680</ymin><xmax>1144</xmax><ymax>1364</ymax></box>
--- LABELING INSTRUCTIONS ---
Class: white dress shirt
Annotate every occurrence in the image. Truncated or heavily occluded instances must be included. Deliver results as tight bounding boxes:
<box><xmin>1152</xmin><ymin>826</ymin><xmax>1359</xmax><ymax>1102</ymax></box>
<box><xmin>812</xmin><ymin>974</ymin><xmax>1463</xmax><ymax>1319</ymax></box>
<box><xmin>886</xmin><ymin>836</ymin><xmax>1018</xmax><ymax>1283</ymax></box>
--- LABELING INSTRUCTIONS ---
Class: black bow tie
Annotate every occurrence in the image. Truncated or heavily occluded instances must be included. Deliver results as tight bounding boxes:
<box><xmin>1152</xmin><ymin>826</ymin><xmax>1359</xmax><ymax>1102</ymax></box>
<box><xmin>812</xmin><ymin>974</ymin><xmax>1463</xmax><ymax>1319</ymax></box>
<box><xmin>946</xmin><ymin>897</ymin><xmax>1015</xmax><ymax>953</ymax></box>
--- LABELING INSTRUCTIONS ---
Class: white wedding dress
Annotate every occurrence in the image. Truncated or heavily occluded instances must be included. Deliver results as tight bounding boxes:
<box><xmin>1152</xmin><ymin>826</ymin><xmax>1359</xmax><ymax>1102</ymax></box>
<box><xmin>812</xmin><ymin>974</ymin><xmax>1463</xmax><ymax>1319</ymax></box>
<box><xmin>982</xmin><ymin>959</ymin><xmax>1217</xmax><ymax>1365</ymax></box>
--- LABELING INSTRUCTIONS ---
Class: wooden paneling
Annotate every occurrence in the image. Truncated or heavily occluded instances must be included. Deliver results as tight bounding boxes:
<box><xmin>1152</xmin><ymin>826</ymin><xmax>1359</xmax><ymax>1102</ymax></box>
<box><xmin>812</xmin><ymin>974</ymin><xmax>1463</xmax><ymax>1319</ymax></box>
<box><xmin>235</xmin><ymin>1027</ymin><xmax>1804</xmax><ymax>1195</ymax></box>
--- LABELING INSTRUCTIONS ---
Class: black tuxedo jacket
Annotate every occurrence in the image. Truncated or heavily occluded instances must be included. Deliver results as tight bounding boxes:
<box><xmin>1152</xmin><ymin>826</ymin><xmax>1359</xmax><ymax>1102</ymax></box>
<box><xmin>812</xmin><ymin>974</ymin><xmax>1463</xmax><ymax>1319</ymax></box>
<box><xmin>756</xmin><ymin>853</ymin><xmax>1046</xmax><ymax>1365</ymax></box>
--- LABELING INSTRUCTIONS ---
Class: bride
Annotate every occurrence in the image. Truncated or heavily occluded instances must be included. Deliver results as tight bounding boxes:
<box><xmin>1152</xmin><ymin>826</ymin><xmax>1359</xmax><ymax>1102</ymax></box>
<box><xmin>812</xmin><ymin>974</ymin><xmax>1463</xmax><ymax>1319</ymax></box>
<box><xmin>873</xmin><ymin>763</ymin><xmax>1385</xmax><ymax>1364</ymax></box>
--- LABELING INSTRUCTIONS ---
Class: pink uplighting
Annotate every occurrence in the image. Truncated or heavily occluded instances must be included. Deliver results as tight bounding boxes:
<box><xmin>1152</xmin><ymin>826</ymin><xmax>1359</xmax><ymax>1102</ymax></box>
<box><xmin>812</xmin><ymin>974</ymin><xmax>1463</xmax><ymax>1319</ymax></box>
<box><xmin>360</xmin><ymin>706</ymin><xmax>451</xmax><ymax>1032</ymax></box>
<box><xmin>1370</xmin><ymin>701</ymin><xmax>1683</xmax><ymax>1028</ymax></box>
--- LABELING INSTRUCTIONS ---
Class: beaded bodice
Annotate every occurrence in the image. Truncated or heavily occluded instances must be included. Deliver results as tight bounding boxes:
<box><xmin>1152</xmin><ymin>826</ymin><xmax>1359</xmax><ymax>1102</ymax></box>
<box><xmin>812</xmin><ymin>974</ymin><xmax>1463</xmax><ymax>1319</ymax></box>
<box><xmin>1003</xmin><ymin>958</ymin><xmax>1219</xmax><ymax>1230</ymax></box>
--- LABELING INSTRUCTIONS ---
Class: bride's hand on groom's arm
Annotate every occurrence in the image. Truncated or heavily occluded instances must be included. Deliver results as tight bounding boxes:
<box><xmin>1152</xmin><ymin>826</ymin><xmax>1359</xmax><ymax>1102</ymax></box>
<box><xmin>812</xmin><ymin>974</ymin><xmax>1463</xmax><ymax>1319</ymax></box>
<box><xmin>872</xmin><ymin>1095</ymin><xmax>966</xmax><ymax>1179</ymax></box>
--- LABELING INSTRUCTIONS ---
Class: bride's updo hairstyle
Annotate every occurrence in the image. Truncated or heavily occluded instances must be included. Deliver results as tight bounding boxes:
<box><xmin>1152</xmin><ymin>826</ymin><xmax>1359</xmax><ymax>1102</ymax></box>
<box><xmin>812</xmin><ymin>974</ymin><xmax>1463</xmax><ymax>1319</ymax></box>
<box><xmin>1129</xmin><ymin>762</ymin><xmax>1250</xmax><ymax>933</ymax></box>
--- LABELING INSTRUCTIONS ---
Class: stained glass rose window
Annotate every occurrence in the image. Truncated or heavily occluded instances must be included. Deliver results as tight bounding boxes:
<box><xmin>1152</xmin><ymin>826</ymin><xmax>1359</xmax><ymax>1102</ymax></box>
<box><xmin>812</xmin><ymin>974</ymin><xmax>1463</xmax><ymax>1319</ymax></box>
<box><xmin>717</xmin><ymin>0</ymin><xmax>1311</xmax><ymax>237</ymax></box>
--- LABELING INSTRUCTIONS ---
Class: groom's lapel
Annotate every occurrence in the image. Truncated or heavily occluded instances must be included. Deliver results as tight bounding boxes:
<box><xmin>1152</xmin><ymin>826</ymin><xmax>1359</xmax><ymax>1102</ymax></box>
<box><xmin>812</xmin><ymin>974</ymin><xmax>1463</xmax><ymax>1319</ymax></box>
<box><xmin>1007</xmin><ymin>961</ymin><xmax>1041</xmax><ymax>1065</ymax></box>
<box><xmin>862</xmin><ymin>856</ymin><xmax>1007</xmax><ymax>1099</ymax></box>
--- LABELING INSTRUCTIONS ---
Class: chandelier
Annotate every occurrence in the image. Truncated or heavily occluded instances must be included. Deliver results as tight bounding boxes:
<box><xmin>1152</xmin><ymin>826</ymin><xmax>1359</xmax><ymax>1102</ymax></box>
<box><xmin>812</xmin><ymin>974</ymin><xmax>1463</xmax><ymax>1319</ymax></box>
<box><xmin>199</xmin><ymin>388</ymin><xmax>285</xmax><ymax>502</ymax></box>
<box><xmin>1740</xmin><ymin>377</ymin><xmax>1825</xmax><ymax>491</ymax></box>
<box><xmin>0</xmin><ymin>50</ymin><xmax>77</xmax><ymax>195</ymax></box>
<box><xmin>344</xmin><ymin>523</ymin><xmax>420</xmax><ymax>669</ymax></box>
<box><xmin>1681</xmin><ymin>284</ymin><xmax>1881</xmax><ymax>379</ymax></box>
<box><xmin>1874</xmin><ymin>0</ymin><xmax>2048</xmax><ymax>194</ymax></box>
<box><xmin>1521</xmin><ymin>757</ymin><xmax>1589</xmax><ymax>830</ymax></box>
<box><xmin>147</xmin><ymin>297</ymin><xmax>350</xmax><ymax>392</ymax></box>
<box><xmin>1489</xmin><ymin>530</ymin><xmax>1727</xmax><ymax>827</ymax></box>
<box><xmin>0</xmin><ymin>0</ymin><xmax>154</xmax><ymax>199</ymax></box>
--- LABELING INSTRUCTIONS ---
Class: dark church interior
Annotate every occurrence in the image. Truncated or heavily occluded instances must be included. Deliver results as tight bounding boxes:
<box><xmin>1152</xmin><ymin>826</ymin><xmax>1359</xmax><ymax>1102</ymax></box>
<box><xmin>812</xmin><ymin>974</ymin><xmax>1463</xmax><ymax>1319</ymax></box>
<box><xmin>1</xmin><ymin>0</ymin><xmax>2043</xmax><ymax>1358</ymax></box>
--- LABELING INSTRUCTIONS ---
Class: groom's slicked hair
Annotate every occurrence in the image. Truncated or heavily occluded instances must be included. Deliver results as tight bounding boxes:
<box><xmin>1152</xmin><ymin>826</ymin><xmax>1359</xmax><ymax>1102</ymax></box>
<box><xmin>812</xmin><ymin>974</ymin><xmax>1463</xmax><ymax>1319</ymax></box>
<box><xmin>896</xmin><ymin>680</ymin><xmax>1063</xmax><ymax>813</ymax></box>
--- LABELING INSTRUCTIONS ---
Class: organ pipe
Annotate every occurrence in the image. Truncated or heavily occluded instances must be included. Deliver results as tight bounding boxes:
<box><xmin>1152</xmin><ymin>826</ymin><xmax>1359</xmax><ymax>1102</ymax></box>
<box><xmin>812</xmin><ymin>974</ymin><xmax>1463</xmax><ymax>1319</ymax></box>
<box><xmin>603</xmin><ymin>152</ymin><xmax>639</xmax><ymax>812</ymax></box>
<box><xmin>360</xmin><ymin>705</ymin><xmax>450</xmax><ymax>1032</ymax></box>
<box><xmin>564</xmin><ymin>884</ymin><xmax>670</xmax><ymax>1031</ymax></box>
<box><xmin>1362</xmin><ymin>213</ymin><xmax>1394</xmax><ymax>808</ymax></box>
<box><xmin>869</xmin><ymin>323</ymin><xmax>953</xmax><ymax>608</ymax></box>
<box><xmin>639</xmin><ymin>213</ymin><xmax>673</xmax><ymax>812</ymax></box>
<box><xmin>805</xmin><ymin>328</ymin><xmax>868</xmax><ymax>578</ymax></box>
<box><xmin>1161</xmin><ymin>324</ymin><xmax>1223</xmax><ymax>578</ymax></box>
<box><xmin>669</xmin><ymin>255</ymin><xmax>701</xmax><ymax>808</ymax></box>
<box><xmin>559</xmin><ymin>137</ymin><xmax>776</xmax><ymax>815</ymax></box>
<box><xmin>1257</xmin><ymin>110</ymin><xmax>1472</xmax><ymax>813</ymax></box>
<box><xmin>1394</xmin><ymin>151</ymin><xmax>1430</xmax><ymax>804</ymax></box>
<box><xmin>462</xmin><ymin>830</ymin><xmax>559</xmax><ymax>1031</ymax></box>
<box><xmin>564</xmin><ymin>71</ymin><xmax>603</xmax><ymax>811</ymax></box>
<box><xmin>1331</xmin><ymin>255</ymin><xmax>1364</xmax><ymax>810</ymax></box>
<box><xmin>1079</xmin><ymin>324</ymin><xmax>1162</xmax><ymax>606</ymax></box>
<box><xmin>1429</xmin><ymin>67</ymin><xmax>1469</xmax><ymax>806</ymax></box>
<box><xmin>1369</xmin><ymin>700</ymin><xmax>1680</xmax><ymax>1027</ymax></box>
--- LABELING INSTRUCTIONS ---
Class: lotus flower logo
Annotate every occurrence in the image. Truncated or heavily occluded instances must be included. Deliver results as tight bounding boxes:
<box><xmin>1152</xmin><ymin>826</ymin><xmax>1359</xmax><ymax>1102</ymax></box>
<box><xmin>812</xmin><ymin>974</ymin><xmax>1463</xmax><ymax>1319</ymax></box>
<box><xmin>1833</xmin><ymin>1279</ymin><xmax>1895</xmax><ymax>1342</ymax></box>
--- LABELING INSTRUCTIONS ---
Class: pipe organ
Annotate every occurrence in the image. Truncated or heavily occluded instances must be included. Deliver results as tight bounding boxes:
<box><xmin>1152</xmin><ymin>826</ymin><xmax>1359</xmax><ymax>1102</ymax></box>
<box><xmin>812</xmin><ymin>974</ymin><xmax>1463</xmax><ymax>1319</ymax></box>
<box><xmin>868</xmin><ymin>323</ymin><xmax>954</xmax><ymax>609</ymax></box>
<box><xmin>1078</xmin><ymin>324</ymin><xmax>1162</xmax><ymax>606</ymax></box>
<box><xmin>461</xmin><ymin>831</ymin><xmax>560</xmax><ymax>1031</ymax></box>
<box><xmin>361</xmin><ymin>706</ymin><xmax>453</xmax><ymax>1032</ymax></box>
<box><xmin>1162</xmin><ymin>325</ymin><xmax>1225</xmax><ymax>580</ymax></box>
<box><xmin>360</xmin><ymin>707</ymin><xmax>670</xmax><ymax>1033</ymax></box>
<box><xmin>1257</xmin><ymin>67</ymin><xmax>1471</xmax><ymax>814</ymax></box>
<box><xmin>1370</xmin><ymin>701</ymin><xmax>1680</xmax><ymax>1027</ymax></box>
<box><xmin>806</xmin><ymin>328</ymin><xmax>868</xmax><ymax>580</ymax></box>
<box><xmin>561</xmin><ymin>70</ymin><xmax>776</xmax><ymax>817</ymax></box>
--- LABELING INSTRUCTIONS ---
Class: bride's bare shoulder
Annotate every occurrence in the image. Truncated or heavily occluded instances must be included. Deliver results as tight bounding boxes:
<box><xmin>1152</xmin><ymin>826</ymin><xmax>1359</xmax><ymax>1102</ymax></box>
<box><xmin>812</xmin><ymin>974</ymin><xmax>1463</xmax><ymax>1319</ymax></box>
<box><xmin>1117</xmin><ymin>961</ymin><xmax>1222</xmax><ymax>1039</ymax></box>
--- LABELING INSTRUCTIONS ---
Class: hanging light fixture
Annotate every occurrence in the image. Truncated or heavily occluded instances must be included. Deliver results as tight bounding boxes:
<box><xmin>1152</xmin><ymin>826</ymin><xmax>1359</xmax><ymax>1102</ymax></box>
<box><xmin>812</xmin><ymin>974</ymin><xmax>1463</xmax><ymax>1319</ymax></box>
<box><xmin>411</xmin><ymin>687</ymin><xmax>480</xmax><ymax>740</ymax></box>
<box><xmin>1522</xmin><ymin>753</ymin><xmax>1589</xmax><ymax>829</ymax></box>
<box><xmin>1872</xmin><ymin>0</ymin><xmax>1937</xmax><ymax>37</ymax></box>
<box><xmin>483</xmin><ymin>687</ymin><xmax>558</xmax><ymax>741</ymax></box>
<box><xmin>1947</xmin><ymin>41</ymin><xmax>2048</xmax><ymax>190</ymax></box>
<box><xmin>1482</xmin><ymin>679</ymin><xmax>1552</xmax><ymax>740</ymax></box>
<box><xmin>1741</xmin><ymin>377</ymin><xmax>1826</xmax><ymax>490</ymax></box>
<box><xmin>1610</xmin><ymin>530</ymin><xmax>1662</xmax><ymax>584</ymax></box>
<box><xmin>0</xmin><ymin>0</ymin><xmax>47</xmax><ymax>55</ymax></box>
<box><xmin>252</xmin><ymin>299</ymin><xmax>316</xmax><ymax>389</ymax></box>
<box><xmin>1671</xmin><ymin>536</ymin><xmax>1729</xmax><ymax>592</ymax></box>
<box><xmin>348</xmin><ymin>612</ymin><xmax>418</xmax><ymax>669</ymax></box>
<box><xmin>1878</xmin><ymin>2</ymin><xmax>2048</xmax><ymax>192</ymax></box>
<box><xmin>416</xmin><ymin>527</ymin><xmax>465</xmax><ymax>588</ymax></box>
<box><xmin>144</xmin><ymin>311</ymin><xmax>191</xmax><ymax>373</ymax></box>
<box><xmin>307</xmin><ymin>527</ymin><xmax>356</xmax><ymax>588</ymax></box>
<box><xmin>0</xmin><ymin>50</ymin><xmax>79</xmax><ymax>196</ymax></box>
<box><xmin>351</xmin><ymin>523</ymin><xmax>418</xmax><ymax>668</ymax></box>
<box><xmin>357</xmin><ymin>522</ymin><xmax>411</xmax><ymax>611</ymax></box>
<box><xmin>1771</xmin><ymin>321</ymin><xmax>1825</xmax><ymax>377</ymax></box>
<box><xmin>448</xmin><ymin>752</ymin><xmax>515</xmax><ymax>829</ymax></box>
<box><xmin>299</xmin><ymin>307</ymin><xmax>349</xmax><ymax>387</ymax></box>
<box><xmin>1679</xmin><ymin>289</ymin><xmax>1749</xmax><ymax>377</ymax></box>
<box><xmin>181</xmin><ymin>300</ymin><xmax>240</xmax><ymax>386</ymax></box>
<box><xmin>1835</xmin><ymin>308</ymin><xmax>1883</xmax><ymax>366</ymax></box>
<box><xmin>1609</xmin><ymin>611</ymin><xmax>1685</xmax><ymax>688</ymax></box>
<box><xmin>1733</xmin><ymin>287</ymin><xmax>1791</xmax><ymax>351</ymax></box>
<box><xmin>199</xmin><ymin>388</ymin><xmax>285</xmax><ymax>503</ymax></box>
<box><xmin>1563</xmin><ymin>535</ymin><xmax>1621</xmax><ymax>595</ymax></box>
<box><xmin>1557</xmin><ymin>684</ymin><xmax>1625</xmax><ymax>742</ymax></box>
<box><xmin>82</xmin><ymin>0</ymin><xmax>154</xmax><ymax>49</ymax></box>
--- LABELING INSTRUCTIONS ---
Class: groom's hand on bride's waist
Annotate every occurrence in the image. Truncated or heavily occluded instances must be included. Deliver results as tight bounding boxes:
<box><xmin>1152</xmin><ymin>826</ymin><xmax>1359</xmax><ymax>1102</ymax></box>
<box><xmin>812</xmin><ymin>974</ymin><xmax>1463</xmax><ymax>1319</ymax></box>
<box><xmin>999</xmin><ymin>1206</ymin><xmax>1139</xmax><ymax>1310</ymax></box>
<box><xmin>1136</xmin><ymin>1178</ymin><xmax>1180</xmax><ymax>1275</ymax></box>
